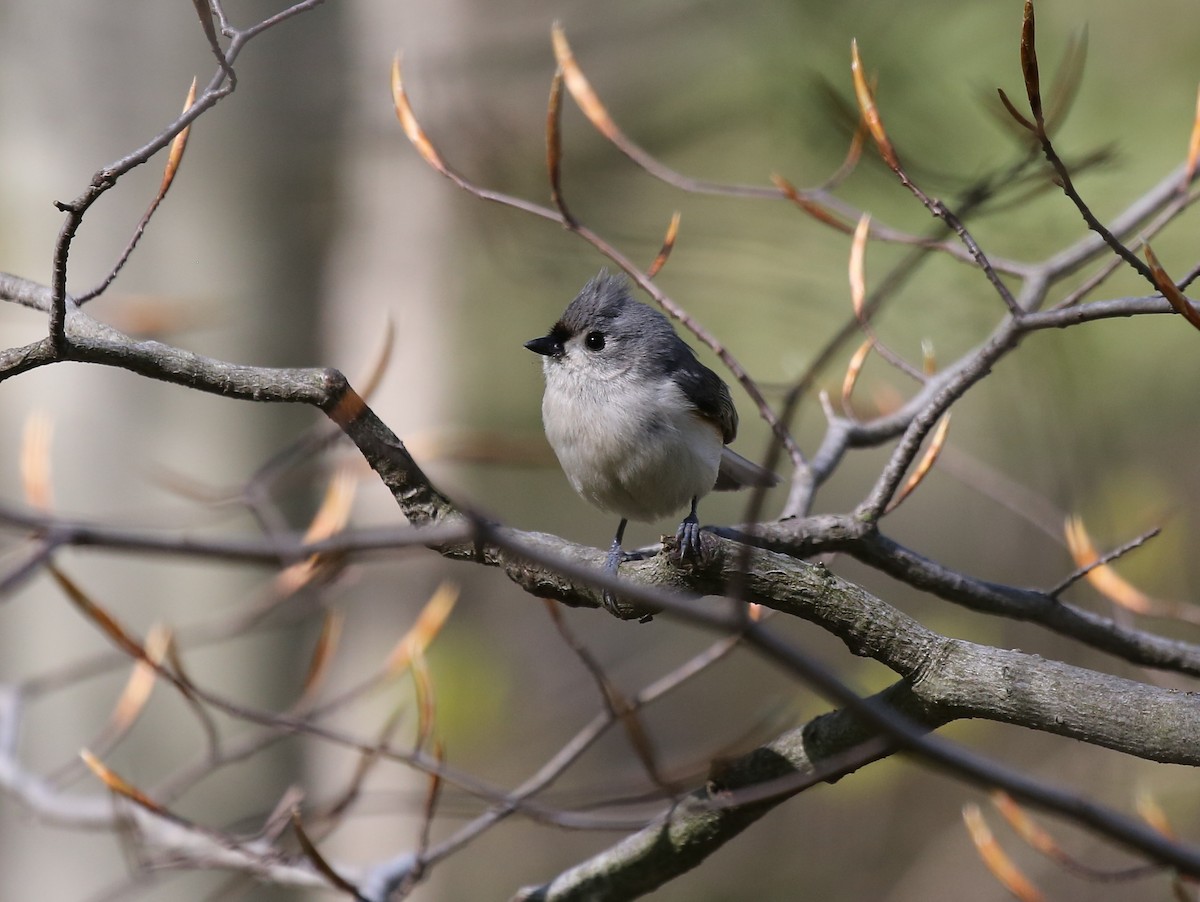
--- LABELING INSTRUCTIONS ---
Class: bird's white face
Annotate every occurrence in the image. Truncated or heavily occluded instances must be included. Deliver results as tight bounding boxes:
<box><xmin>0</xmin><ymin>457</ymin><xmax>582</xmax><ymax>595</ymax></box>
<box><xmin>535</xmin><ymin>314</ymin><xmax>637</xmax><ymax>384</ymax></box>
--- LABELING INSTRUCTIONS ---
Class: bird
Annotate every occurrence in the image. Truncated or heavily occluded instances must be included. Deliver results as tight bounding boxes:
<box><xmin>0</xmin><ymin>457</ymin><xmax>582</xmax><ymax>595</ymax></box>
<box><xmin>524</xmin><ymin>270</ymin><xmax>779</xmax><ymax>616</ymax></box>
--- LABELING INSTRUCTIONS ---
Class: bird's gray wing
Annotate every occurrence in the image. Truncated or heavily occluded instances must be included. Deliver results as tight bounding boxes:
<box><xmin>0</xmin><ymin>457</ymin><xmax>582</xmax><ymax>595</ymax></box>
<box><xmin>672</xmin><ymin>358</ymin><xmax>738</xmax><ymax>444</ymax></box>
<box><xmin>669</xmin><ymin>347</ymin><xmax>781</xmax><ymax>490</ymax></box>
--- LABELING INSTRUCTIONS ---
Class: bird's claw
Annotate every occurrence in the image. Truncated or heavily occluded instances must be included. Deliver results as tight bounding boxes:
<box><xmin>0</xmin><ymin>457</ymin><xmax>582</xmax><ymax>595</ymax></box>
<box><xmin>601</xmin><ymin>589</ymin><xmax>622</xmax><ymax>616</ymax></box>
<box><xmin>598</xmin><ymin>518</ymin><xmax>656</xmax><ymax>621</ymax></box>
<box><xmin>675</xmin><ymin>511</ymin><xmax>702</xmax><ymax>562</ymax></box>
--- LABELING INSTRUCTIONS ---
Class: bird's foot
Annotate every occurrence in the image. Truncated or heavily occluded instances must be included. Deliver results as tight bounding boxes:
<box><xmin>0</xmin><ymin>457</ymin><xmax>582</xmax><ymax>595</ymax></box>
<box><xmin>599</xmin><ymin>519</ymin><xmax>655</xmax><ymax>621</ymax></box>
<box><xmin>601</xmin><ymin>538</ymin><xmax>625</xmax><ymax>617</ymax></box>
<box><xmin>674</xmin><ymin>507</ymin><xmax>703</xmax><ymax>562</ymax></box>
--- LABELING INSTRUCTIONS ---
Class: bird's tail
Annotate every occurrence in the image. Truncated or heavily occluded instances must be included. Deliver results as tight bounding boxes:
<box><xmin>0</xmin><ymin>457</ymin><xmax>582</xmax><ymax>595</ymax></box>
<box><xmin>714</xmin><ymin>447</ymin><xmax>780</xmax><ymax>491</ymax></box>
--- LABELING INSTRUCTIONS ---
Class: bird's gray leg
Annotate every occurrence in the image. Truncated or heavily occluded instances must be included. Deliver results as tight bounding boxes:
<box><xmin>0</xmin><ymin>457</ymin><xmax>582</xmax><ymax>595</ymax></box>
<box><xmin>601</xmin><ymin>518</ymin><xmax>627</xmax><ymax>615</ymax></box>
<box><xmin>675</xmin><ymin>496</ymin><xmax>701</xmax><ymax>560</ymax></box>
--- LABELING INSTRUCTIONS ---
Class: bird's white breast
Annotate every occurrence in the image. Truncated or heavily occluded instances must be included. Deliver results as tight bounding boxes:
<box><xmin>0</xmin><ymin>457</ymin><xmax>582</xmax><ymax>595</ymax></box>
<box><xmin>541</xmin><ymin>359</ymin><xmax>723</xmax><ymax>522</ymax></box>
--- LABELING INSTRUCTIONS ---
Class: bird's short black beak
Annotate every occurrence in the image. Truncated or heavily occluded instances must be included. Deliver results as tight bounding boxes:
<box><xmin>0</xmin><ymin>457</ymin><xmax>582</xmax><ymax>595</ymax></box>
<box><xmin>524</xmin><ymin>334</ymin><xmax>561</xmax><ymax>357</ymax></box>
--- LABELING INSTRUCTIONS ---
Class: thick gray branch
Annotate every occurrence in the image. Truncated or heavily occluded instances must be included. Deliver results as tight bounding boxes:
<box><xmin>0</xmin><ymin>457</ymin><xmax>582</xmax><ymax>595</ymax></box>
<box><xmin>715</xmin><ymin>516</ymin><xmax>1200</xmax><ymax>678</ymax></box>
<box><xmin>514</xmin><ymin>686</ymin><xmax>919</xmax><ymax>902</ymax></box>
<box><xmin>469</xmin><ymin>528</ymin><xmax>1200</xmax><ymax>767</ymax></box>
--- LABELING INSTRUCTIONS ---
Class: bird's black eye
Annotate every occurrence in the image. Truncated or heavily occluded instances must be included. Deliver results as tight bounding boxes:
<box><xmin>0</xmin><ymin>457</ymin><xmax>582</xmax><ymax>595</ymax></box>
<box><xmin>584</xmin><ymin>331</ymin><xmax>606</xmax><ymax>351</ymax></box>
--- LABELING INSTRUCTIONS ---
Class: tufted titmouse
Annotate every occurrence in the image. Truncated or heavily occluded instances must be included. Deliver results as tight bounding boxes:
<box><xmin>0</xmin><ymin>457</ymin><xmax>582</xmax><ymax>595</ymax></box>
<box><xmin>525</xmin><ymin>271</ymin><xmax>779</xmax><ymax>616</ymax></box>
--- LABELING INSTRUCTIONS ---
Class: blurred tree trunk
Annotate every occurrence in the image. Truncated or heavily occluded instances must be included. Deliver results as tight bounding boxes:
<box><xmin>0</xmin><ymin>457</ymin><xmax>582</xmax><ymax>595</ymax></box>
<box><xmin>310</xmin><ymin>2</ymin><xmax>468</xmax><ymax>896</ymax></box>
<box><xmin>0</xmin><ymin>2</ymin><xmax>344</xmax><ymax>898</ymax></box>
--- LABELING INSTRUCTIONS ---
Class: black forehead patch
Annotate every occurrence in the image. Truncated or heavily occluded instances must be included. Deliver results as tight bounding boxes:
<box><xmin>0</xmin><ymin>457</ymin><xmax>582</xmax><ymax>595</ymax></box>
<box><xmin>548</xmin><ymin>321</ymin><xmax>572</xmax><ymax>344</ymax></box>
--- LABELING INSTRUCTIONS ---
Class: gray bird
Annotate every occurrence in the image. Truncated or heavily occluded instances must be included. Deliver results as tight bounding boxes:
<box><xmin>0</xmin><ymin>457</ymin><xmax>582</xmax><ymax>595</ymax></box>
<box><xmin>525</xmin><ymin>271</ymin><xmax>779</xmax><ymax>615</ymax></box>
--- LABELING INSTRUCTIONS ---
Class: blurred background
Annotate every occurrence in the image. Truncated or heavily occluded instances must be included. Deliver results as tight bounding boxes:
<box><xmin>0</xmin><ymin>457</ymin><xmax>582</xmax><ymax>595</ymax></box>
<box><xmin>2</xmin><ymin>0</ymin><xmax>1200</xmax><ymax>899</ymax></box>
